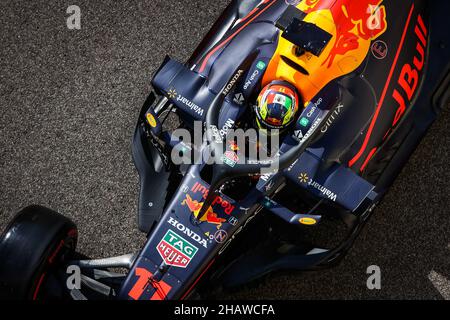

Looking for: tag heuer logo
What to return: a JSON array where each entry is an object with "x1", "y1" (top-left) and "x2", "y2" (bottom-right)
[{"x1": 157, "y1": 230, "x2": 198, "y2": 268}]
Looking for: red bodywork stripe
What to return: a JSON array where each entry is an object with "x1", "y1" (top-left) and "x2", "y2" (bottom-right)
[
  {"x1": 239, "y1": 6, "x2": 260, "y2": 25},
  {"x1": 32, "y1": 272, "x2": 46, "y2": 300},
  {"x1": 360, "y1": 147, "x2": 378, "y2": 172},
  {"x1": 198, "y1": 0, "x2": 275, "y2": 73},
  {"x1": 349, "y1": 4, "x2": 415, "y2": 168},
  {"x1": 48, "y1": 239, "x2": 64, "y2": 264}
]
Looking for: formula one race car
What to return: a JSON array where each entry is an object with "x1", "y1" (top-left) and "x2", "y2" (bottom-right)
[{"x1": 1, "y1": 0, "x2": 449, "y2": 300}]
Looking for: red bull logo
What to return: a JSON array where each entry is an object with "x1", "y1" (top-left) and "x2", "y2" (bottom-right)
[
  {"x1": 302, "y1": 0, "x2": 387, "y2": 68},
  {"x1": 351, "y1": 12, "x2": 428, "y2": 171},
  {"x1": 182, "y1": 194, "x2": 227, "y2": 229},
  {"x1": 181, "y1": 182, "x2": 236, "y2": 229},
  {"x1": 228, "y1": 140, "x2": 240, "y2": 151},
  {"x1": 191, "y1": 182, "x2": 236, "y2": 215},
  {"x1": 264, "y1": 0, "x2": 388, "y2": 102}
]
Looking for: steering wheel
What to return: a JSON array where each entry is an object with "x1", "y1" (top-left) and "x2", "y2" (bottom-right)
[{"x1": 196, "y1": 66, "x2": 328, "y2": 219}]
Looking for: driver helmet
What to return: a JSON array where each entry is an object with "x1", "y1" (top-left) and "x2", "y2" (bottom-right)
[{"x1": 255, "y1": 81, "x2": 300, "y2": 131}]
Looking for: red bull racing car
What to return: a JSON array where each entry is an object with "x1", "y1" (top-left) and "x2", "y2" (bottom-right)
[{"x1": 1, "y1": 0, "x2": 449, "y2": 300}]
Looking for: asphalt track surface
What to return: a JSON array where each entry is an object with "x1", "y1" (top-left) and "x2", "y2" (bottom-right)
[{"x1": 0, "y1": 0, "x2": 449, "y2": 300}]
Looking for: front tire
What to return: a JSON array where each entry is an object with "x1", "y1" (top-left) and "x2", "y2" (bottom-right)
[{"x1": 0, "y1": 205, "x2": 78, "y2": 300}]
